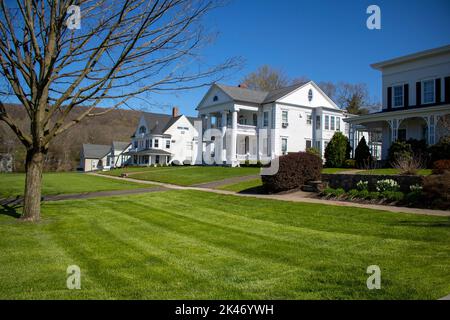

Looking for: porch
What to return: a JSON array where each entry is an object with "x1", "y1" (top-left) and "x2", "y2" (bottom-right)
[
  {"x1": 123, "y1": 149, "x2": 172, "y2": 166},
  {"x1": 345, "y1": 105, "x2": 450, "y2": 160}
]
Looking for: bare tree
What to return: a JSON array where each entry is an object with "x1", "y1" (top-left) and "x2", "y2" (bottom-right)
[
  {"x1": 0, "y1": 0, "x2": 240, "y2": 221},
  {"x1": 241, "y1": 65, "x2": 290, "y2": 91}
]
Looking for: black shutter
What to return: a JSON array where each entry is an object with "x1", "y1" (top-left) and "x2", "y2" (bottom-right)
[
  {"x1": 403, "y1": 83, "x2": 409, "y2": 108},
  {"x1": 387, "y1": 87, "x2": 392, "y2": 110},
  {"x1": 435, "y1": 78, "x2": 441, "y2": 104},
  {"x1": 445, "y1": 76, "x2": 450, "y2": 103},
  {"x1": 416, "y1": 82, "x2": 421, "y2": 107}
]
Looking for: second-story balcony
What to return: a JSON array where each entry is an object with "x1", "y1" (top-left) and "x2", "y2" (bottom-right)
[{"x1": 236, "y1": 124, "x2": 257, "y2": 135}]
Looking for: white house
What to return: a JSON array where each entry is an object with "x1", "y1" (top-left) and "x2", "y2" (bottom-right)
[
  {"x1": 345, "y1": 44, "x2": 450, "y2": 160},
  {"x1": 80, "y1": 141, "x2": 131, "y2": 172},
  {"x1": 124, "y1": 107, "x2": 200, "y2": 165},
  {"x1": 196, "y1": 81, "x2": 349, "y2": 166}
]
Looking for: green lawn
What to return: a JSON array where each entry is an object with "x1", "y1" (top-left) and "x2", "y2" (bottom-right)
[
  {"x1": 357, "y1": 169, "x2": 432, "y2": 176},
  {"x1": 322, "y1": 168, "x2": 355, "y2": 174},
  {"x1": 108, "y1": 166, "x2": 260, "y2": 186},
  {"x1": 0, "y1": 172, "x2": 150, "y2": 198},
  {"x1": 218, "y1": 178, "x2": 263, "y2": 192},
  {"x1": 1, "y1": 190, "x2": 449, "y2": 299}
]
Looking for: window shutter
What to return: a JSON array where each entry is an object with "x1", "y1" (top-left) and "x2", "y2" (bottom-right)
[
  {"x1": 387, "y1": 87, "x2": 392, "y2": 110},
  {"x1": 445, "y1": 76, "x2": 450, "y2": 103},
  {"x1": 435, "y1": 78, "x2": 441, "y2": 104},
  {"x1": 416, "y1": 82, "x2": 421, "y2": 106},
  {"x1": 403, "y1": 83, "x2": 409, "y2": 107}
]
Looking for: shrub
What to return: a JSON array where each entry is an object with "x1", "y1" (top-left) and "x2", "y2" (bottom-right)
[
  {"x1": 376, "y1": 179, "x2": 399, "y2": 192},
  {"x1": 306, "y1": 147, "x2": 321, "y2": 158},
  {"x1": 432, "y1": 159, "x2": 450, "y2": 174},
  {"x1": 407, "y1": 139, "x2": 428, "y2": 160},
  {"x1": 356, "y1": 180, "x2": 368, "y2": 191},
  {"x1": 261, "y1": 152, "x2": 322, "y2": 193},
  {"x1": 422, "y1": 171, "x2": 450, "y2": 209},
  {"x1": 381, "y1": 191, "x2": 404, "y2": 202},
  {"x1": 322, "y1": 187, "x2": 345, "y2": 197},
  {"x1": 368, "y1": 191, "x2": 381, "y2": 200},
  {"x1": 429, "y1": 136, "x2": 450, "y2": 163},
  {"x1": 348, "y1": 189, "x2": 359, "y2": 198},
  {"x1": 410, "y1": 184, "x2": 423, "y2": 192},
  {"x1": 405, "y1": 191, "x2": 423, "y2": 205},
  {"x1": 324, "y1": 132, "x2": 350, "y2": 168},
  {"x1": 344, "y1": 159, "x2": 356, "y2": 168},
  {"x1": 391, "y1": 155, "x2": 424, "y2": 175},
  {"x1": 354, "y1": 136, "x2": 373, "y2": 168},
  {"x1": 388, "y1": 141, "x2": 412, "y2": 165},
  {"x1": 357, "y1": 189, "x2": 369, "y2": 199}
]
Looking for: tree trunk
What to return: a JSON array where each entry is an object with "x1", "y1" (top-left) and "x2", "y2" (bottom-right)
[{"x1": 21, "y1": 149, "x2": 45, "y2": 222}]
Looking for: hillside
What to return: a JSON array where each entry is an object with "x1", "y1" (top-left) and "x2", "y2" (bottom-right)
[{"x1": 0, "y1": 104, "x2": 152, "y2": 171}]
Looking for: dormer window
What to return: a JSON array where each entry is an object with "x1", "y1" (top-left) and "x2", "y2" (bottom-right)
[
  {"x1": 213, "y1": 95, "x2": 218, "y2": 102},
  {"x1": 139, "y1": 126, "x2": 146, "y2": 134}
]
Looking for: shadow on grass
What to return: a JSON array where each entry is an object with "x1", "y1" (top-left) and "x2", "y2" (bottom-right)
[
  {"x1": 0, "y1": 195, "x2": 24, "y2": 219},
  {"x1": 237, "y1": 186, "x2": 266, "y2": 195}
]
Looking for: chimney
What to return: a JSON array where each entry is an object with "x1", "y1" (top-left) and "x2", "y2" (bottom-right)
[{"x1": 172, "y1": 106, "x2": 179, "y2": 118}]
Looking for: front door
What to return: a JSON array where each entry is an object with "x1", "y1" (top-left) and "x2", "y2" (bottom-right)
[{"x1": 155, "y1": 155, "x2": 160, "y2": 164}]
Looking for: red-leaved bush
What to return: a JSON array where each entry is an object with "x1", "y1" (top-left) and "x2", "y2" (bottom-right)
[
  {"x1": 432, "y1": 159, "x2": 450, "y2": 175},
  {"x1": 261, "y1": 152, "x2": 322, "y2": 193}
]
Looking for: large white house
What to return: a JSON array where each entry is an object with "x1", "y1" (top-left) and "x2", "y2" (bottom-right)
[
  {"x1": 345, "y1": 45, "x2": 450, "y2": 160},
  {"x1": 124, "y1": 107, "x2": 200, "y2": 166},
  {"x1": 196, "y1": 81, "x2": 349, "y2": 166}
]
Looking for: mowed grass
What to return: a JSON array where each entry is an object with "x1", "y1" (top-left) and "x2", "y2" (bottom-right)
[
  {"x1": 0, "y1": 172, "x2": 150, "y2": 198},
  {"x1": 357, "y1": 169, "x2": 432, "y2": 176},
  {"x1": 104, "y1": 166, "x2": 260, "y2": 186},
  {"x1": 0, "y1": 190, "x2": 449, "y2": 299},
  {"x1": 218, "y1": 178, "x2": 263, "y2": 193},
  {"x1": 322, "y1": 168, "x2": 355, "y2": 174}
]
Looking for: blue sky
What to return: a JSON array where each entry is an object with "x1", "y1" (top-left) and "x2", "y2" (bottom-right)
[{"x1": 155, "y1": 0, "x2": 450, "y2": 117}]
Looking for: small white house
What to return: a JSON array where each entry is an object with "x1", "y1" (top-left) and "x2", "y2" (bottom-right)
[
  {"x1": 79, "y1": 141, "x2": 130, "y2": 172},
  {"x1": 345, "y1": 44, "x2": 450, "y2": 160},
  {"x1": 196, "y1": 81, "x2": 350, "y2": 166},
  {"x1": 124, "y1": 107, "x2": 200, "y2": 165}
]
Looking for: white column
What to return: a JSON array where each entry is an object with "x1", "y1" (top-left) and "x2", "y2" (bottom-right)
[
  {"x1": 221, "y1": 111, "x2": 228, "y2": 164},
  {"x1": 230, "y1": 110, "x2": 238, "y2": 166},
  {"x1": 428, "y1": 115, "x2": 436, "y2": 145}
]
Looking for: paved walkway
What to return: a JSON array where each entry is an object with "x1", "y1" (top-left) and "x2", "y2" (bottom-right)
[
  {"x1": 88, "y1": 173, "x2": 450, "y2": 217},
  {"x1": 0, "y1": 186, "x2": 166, "y2": 206}
]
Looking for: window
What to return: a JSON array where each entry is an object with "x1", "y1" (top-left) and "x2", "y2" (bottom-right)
[
  {"x1": 145, "y1": 139, "x2": 149, "y2": 149},
  {"x1": 139, "y1": 126, "x2": 146, "y2": 134},
  {"x1": 305, "y1": 140, "x2": 312, "y2": 149},
  {"x1": 282, "y1": 111, "x2": 288, "y2": 127},
  {"x1": 336, "y1": 117, "x2": 341, "y2": 131},
  {"x1": 166, "y1": 140, "x2": 170, "y2": 149},
  {"x1": 315, "y1": 141, "x2": 321, "y2": 154},
  {"x1": 393, "y1": 85, "x2": 403, "y2": 107},
  {"x1": 316, "y1": 115, "x2": 321, "y2": 130},
  {"x1": 281, "y1": 138, "x2": 288, "y2": 154},
  {"x1": 325, "y1": 115, "x2": 329, "y2": 130},
  {"x1": 253, "y1": 113, "x2": 257, "y2": 126},
  {"x1": 308, "y1": 89, "x2": 313, "y2": 101},
  {"x1": 138, "y1": 140, "x2": 143, "y2": 148},
  {"x1": 149, "y1": 139, "x2": 152, "y2": 148},
  {"x1": 134, "y1": 141, "x2": 138, "y2": 149},
  {"x1": 422, "y1": 80, "x2": 435, "y2": 104},
  {"x1": 263, "y1": 112, "x2": 269, "y2": 127},
  {"x1": 398, "y1": 129, "x2": 406, "y2": 141},
  {"x1": 330, "y1": 116, "x2": 335, "y2": 130},
  {"x1": 238, "y1": 115, "x2": 247, "y2": 125},
  {"x1": 213, "y1": 95, "x2": 218, "y2": 102},
  {"x1": 154, "y1": 139, "x2": 159, "y2": 148},
  {"x1": 306, "y1": 114, "x2": 312, "y2": 125}
]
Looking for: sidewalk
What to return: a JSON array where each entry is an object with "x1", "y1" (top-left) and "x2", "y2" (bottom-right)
[{"x1": 89, "y1": 173, "x2": 450, "y2": 217}]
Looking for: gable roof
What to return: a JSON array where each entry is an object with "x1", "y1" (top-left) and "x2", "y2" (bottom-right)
[
  {"x1": 82, "y1": 144, "x2": 111, "y2": 159},
  {"x1": 141, "y1": 112, "x2": 199, "y2": 135},
  {"x1": 211, "y1": 82, "x2": 309, "y2": 105},
  {"x1": 112, "y1": 141, "x2": 130, "y2": 151}
]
